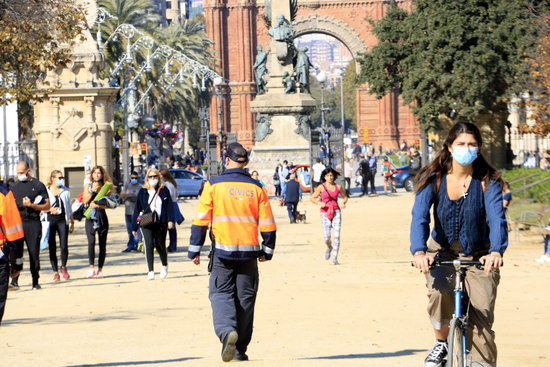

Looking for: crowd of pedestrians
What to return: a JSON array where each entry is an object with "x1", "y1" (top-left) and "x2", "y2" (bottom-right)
[{"x1": 0, "y1": 126, "x2": 547, "y2": 366}]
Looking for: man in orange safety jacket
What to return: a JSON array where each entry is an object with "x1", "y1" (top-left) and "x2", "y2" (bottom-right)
[
  {"x1": 0, "y1": 181, "x2": 25, "y2": 325},
  {"x1": 189, "y1": 142, "x2": 276, "y2": 362}
]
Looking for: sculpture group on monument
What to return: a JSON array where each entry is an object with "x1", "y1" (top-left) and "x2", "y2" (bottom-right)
[{"x1": 255, "y1": 14, "x2": 312, "y2": 97}]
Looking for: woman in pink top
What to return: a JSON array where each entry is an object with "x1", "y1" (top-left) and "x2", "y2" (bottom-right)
[{"x1": 310, "y1": 167, "x2": 348, "y2": 264}]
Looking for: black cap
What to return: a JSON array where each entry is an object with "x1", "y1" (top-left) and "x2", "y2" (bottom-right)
[{"x1": 225, "y1": 142, "x2": 249, "y2": 163}]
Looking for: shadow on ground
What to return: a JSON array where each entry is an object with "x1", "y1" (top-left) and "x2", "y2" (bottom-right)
[
  {"x1": 299, "y1": 349, "x2": 425, "y2": 360},
  {"x1": 64, "y1": 357, "x2": 201, "y2": 367}
]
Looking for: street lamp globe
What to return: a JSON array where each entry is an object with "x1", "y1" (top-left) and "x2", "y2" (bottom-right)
[
  {"x1": 213, "y1": 76, "x2": 224, "y2": 87},
  {"x1": 316, "y1": 71, "x2": 327, "y2": 84}
]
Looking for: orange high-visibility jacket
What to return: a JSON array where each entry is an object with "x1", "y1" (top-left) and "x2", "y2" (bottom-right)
[
  {"x1": 0, "y1": 183, "x2": 25, "y2": 260},
  {"x1": 189, "y1": 168, "x2": 277, "y2": 260}
]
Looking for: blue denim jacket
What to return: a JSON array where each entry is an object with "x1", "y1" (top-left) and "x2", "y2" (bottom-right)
[{"x1": 410, "y1": 174, "x2": 508, "y2": 256}]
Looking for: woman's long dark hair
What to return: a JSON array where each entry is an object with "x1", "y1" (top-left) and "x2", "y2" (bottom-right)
[
  {"x1": 160, "y1": 168, "x2": 178, "y2": 189},
  {"x1": 414, "y1": 121, "x2": 502, "y2": 192}
]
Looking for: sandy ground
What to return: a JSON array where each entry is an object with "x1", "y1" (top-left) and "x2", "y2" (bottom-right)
[{"x1": 1, "y1": 183, "x2": 549, "y2": 367}]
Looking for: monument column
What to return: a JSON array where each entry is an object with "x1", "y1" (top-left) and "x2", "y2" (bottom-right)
[{"x1": 249, "y1": 0, "x2": 317, "y2": 189}]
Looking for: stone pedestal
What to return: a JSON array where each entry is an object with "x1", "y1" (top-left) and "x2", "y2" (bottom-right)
[
  {"x1": 33, "y1": 1, "x2": 118, "y2": 194},
  {"x1": 250, "y1": 89, "x2": 316, "y2": 193}
]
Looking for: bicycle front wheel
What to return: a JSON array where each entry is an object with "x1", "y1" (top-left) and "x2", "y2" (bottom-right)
[{"x1": 447, "y1": 318, "x2": 465, "y2": 367}]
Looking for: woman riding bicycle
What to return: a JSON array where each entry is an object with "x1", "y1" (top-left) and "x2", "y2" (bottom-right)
[{"x1": 410, "y1": 121, "x2": 507, "y2": 367}]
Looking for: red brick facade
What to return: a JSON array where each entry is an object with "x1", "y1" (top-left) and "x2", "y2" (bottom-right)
[{"x1": 204, "y1": 0, "x2": 420, "y2": 150}]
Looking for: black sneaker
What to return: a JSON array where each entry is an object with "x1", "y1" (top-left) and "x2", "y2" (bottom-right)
[
  {"x1": 121, "y1": 248, "x2": 132, "y2": 253},
  {"x1": 32, "y1": 284, "x2": 42, "y2": 290},
  {"x1": 424, "y1": 341, "x2": 447, "y2": 367},
  {"x1": 221, "y1": 330, "x2": 238, "y2": 362},
  {"x1": 8, "y1": 281, "x2": 20, "y2": 291},
  {"x1": 233, "y1": 351, "x2": 249, "y2": 361}
]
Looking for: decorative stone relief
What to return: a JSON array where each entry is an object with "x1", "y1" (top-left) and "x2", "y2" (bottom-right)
[
  {"x1": 255, "y1": 114, "x2": 273, "y2": 142},
  {"x1": 294, "y1": 114, "x2": 311, "y2": 140}
]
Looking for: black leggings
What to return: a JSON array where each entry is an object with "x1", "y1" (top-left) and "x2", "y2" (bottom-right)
[
  {"x1": 85, "y1": 219, "x2": 109, "y2": 268},
  {"x1": 140, "y1": 224, "x2": 168, "y2": 272},
  {"x1": 23, "y1": 221, "x2": 41, "y2": 284},
  {"x1": 48, "y1": 221, "x2": 69, "y2": 272}
]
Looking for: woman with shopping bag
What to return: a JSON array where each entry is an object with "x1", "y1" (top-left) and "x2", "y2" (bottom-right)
[{"x1": 132, "y1": 168, "x2": 175, "y2": 280}]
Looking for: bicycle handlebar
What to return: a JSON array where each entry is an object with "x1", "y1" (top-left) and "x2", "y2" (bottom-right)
[{"x1": 435, "y1": 260, "x2": 482, "y2": 266}]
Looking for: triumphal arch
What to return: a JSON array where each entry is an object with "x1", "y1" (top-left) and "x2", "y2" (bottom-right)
[{"x1": 204, "y1": 0, "x2": 419, "y2": 150}]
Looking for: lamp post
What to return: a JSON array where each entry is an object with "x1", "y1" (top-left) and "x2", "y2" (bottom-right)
[
  {"x1": 338, "y1": 68, "x2": 345, "y2": 133},
  {"x1": 213, "y1": 76, "x2": 224, "y2": 166},
  {"x1": 122, "y1": 65, "x2": 131, "y2": 187},
  {"x1": 198, "y1": 105, "x2": 210, "y2": 178},
  {"x1": 316, "y1": 71, "x2": 331, "y2": 166}
]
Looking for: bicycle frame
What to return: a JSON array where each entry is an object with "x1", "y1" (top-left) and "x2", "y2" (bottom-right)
[
  {"x1": 434, "y1": 258, "x2": 482, "y2": 367},
  {"x1": 451, "y1": 260, "x2": 468, "y2": 367}
]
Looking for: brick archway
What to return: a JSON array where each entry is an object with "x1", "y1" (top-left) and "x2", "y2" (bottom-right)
[
  {"x1": 205, "y1": 0, "x2": 420, "y2": 150},
  {"x1": 293, "y1": 13, "x2": 367, "y2": 72}
]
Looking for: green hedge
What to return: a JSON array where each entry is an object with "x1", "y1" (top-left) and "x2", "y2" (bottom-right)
[{"x1": 501, "y1": 168, "x2": 550, "y2": 203}]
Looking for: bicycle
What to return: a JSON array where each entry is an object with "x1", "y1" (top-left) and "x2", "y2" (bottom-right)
[{"x1": 431, "y1": 256, "x2": 483, "y2": 367}]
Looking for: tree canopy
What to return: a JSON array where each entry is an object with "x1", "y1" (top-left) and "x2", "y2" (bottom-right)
[
  {"x1": 357, "y1": 0, "x2": 540, "y2": 132},
  {"x1": 310, "y1": 62, "x2": 357, "y2": 133},
  {"x1": 523, "y1": 6, "x2": 550, "y2": 136},
  {"x1": 0, "y1": 0, "x2": 85, "y2": 104},
  {"x1": 95, "y1": 0, "x2": 215, "y2": 140}
]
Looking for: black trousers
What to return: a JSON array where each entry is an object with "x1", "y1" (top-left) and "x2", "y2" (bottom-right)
[
  {"x1": 361, "y1": 174, "x2": 370, "y2": 195},
  {"x1": 85, "y1": 219, "x2": 109, "y2": 268},
  {"x1": 140, "y1": 224, "x2": 168, "y2": 272},
  {"x1": 209, "y1": 256, "x2": 259, "y2": 354},
  {"x1": 23, "y1": 221, "x2": 41, "y2": 284},
  {"x1": 344, "y1": 177, "x2": 351, "y2": 195},
  {"x1": 286, "y1": 201, "x2": 298, "y2": 220},
  {"x1": 368, "y1": 170, "x2": 377, "y2": 194},
  {"x1": 0, "y1": 257, "x2": 9, "y2": 325},
  {"x1": 48, "y1": 221, "x2": 69, "y2": 272}
]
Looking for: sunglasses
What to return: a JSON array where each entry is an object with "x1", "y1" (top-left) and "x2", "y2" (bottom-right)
[{"x1": 148, "y1": 175, "x2": 159, "y2": 178}]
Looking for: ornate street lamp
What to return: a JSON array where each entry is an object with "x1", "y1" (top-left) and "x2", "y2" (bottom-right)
[{"x1": 316, "y1": 71, "x2": 331, "y2": 166}]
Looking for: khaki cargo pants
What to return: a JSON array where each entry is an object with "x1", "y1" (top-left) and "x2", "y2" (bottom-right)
[{"x1": 425, "y1": 238, "x2": 500, "y2": 366}]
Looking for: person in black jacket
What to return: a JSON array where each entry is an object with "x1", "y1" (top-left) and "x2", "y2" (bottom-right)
[
  {"x1": 357, "y1": 154, "x2": 371, "y2": 197},
  {"x1": 132, "y1": 168, "x2": 175, "y2": 280},
  {"x1": 284, "y1": 173, "x2": 301, "y2": 223}
]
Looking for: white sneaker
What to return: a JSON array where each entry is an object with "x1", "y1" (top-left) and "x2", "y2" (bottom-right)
[
  {"x1": 535, "y1": 255, "x2": 550, "y2": 263},
  {"x1": 160, "y1": 265, "x2": 168, "y2": 279},
  {"x1": 147, "y1": 271, "x2": 155, "y2": 280},
  {"x1": 86, "y1": 268, "x2": 96, "y2": 279}
]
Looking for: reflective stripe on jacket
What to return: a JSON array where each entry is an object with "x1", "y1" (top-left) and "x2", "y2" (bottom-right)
[
  {"x1": 0, "y1": 184, "x2": 25, "y2": 258},
  {"x1": 189, "y1": 168, "x2": 276, "y2": 260}
]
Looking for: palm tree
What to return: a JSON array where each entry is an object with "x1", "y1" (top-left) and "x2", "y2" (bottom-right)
[{"x1": 92, "y1": 0, "x2": 215, "y2": 145}]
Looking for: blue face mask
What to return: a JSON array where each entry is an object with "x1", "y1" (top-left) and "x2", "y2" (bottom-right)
[
  {"x1": 452, "y1": 146, "x2": 478, "y2": 166},
  {"x1": 56, "y1": 179, "x2": 65, "y2": 187},
  {"x1": 130, "y1": 178, "x2": 138, "y2": 185}
]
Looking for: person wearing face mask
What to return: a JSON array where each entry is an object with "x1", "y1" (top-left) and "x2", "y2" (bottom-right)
[
  {"x1": 10, "y1": 161, "x2": 50, "y2": 290},
  {"x1": 131, "y1": 168, "x2": 174, "y2": 280},
  {"x1": 82, "y1": 165, "x2": 113, "y2": 279},
  {"x1": 120, "y1": 172, "x2": 141, "y2": 253},
  {"x1": 45, "y1": 170, "x2": 73, "y2": 281},
  {"x1": 410, "y1": 121, "x2": 507, "y2": 367}
]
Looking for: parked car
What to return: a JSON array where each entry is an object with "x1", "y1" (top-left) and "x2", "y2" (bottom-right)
[
  {"x1": 169, "y1": 169, "x2": 207, "y2": 198},
  {"x1": 393, "y1": 164, "x2": 415, "y2": 192}
]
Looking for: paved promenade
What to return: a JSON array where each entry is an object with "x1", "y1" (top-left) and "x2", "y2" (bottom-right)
[{"x1": 2, "y1": 190, "x2": 548, "y2": 366}]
